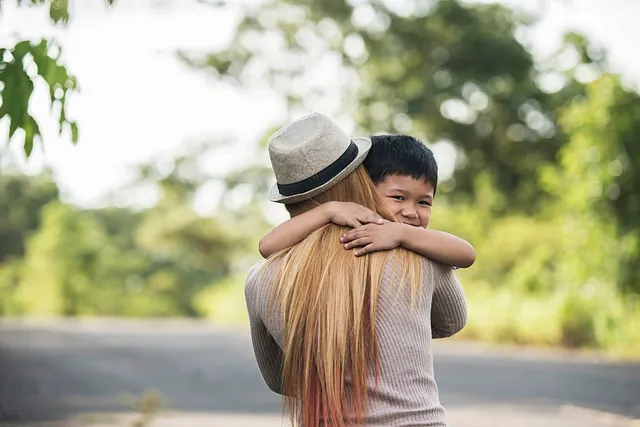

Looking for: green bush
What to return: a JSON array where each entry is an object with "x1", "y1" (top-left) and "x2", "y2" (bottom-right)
[
  {"x1": 193, "y1": 275, "x2": 248, "y2": 326},
  {"x1": 457, "y1": 278, "x2": 640, "y2": 358},
  {"x1": 430, "y1": 199, "x2": 640, "y2": 359}
]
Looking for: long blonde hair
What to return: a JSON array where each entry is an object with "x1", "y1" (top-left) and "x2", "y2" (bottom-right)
[{"x1": 266, "y1": 165, "x2": 424, "y2": 427}]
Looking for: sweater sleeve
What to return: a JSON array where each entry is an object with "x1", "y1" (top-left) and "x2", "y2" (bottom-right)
[
  {"x1": 244, "y1": 263, "x2": 285, "y2": 395},
  {"x1": 247, "y1": 308, "x2": 285, "y2": 395},
  {"x1": 430, "y1": 262, "x2": 468, "y2": 339}
]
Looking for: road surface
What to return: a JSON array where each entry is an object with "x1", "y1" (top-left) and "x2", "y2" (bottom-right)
[{"x1": 0, "y1": 319, "x2": 639, "y2": 427}]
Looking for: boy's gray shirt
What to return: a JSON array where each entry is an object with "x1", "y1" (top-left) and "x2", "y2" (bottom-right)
[{"x1": 244, "y1": 255, "x2": 468, "y2": 426}]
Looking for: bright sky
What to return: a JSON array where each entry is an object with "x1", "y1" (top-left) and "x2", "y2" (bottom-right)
[{"x1": 2, "y1": 0, "x2": 640, "y2": 215}]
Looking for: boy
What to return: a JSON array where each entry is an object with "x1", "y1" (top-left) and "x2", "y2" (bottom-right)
[{"x1": 259, "y1": 134, "x2": 475, "y2": 269}]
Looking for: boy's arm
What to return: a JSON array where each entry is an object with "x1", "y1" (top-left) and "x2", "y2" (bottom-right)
[
  {"x1": 399, "y1": 226, "x2": 476, "y2": 268},
  {"x1": 259, "y1": 201, "x2": 383, "y2": 258},
  {"x1": 342, "y1": 221, "x2": 476, "y2": 269},
  {"x1": 259, "y1": 204, "x2": 332, "y2": 258}
]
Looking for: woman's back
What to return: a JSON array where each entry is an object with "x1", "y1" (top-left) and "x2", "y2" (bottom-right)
[{"x1": 244, "y1": 253, "x2": 467, "y2": 426}]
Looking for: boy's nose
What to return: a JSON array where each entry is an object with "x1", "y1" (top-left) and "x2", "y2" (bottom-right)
[{"x1": 401, "y1": 209, "x2": 418, "y2": 219}]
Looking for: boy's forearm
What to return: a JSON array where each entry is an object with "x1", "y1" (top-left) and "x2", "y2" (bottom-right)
[
  {"x1": 258, "y1": 203, "x2": 333, "y2": 258},
  {"x1": 399, "y1": 227, "x2": 476, "y2": 268}
]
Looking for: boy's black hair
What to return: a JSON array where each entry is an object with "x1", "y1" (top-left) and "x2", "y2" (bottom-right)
[{"x1": 364, "y1": 134, "x2": 438, "y2": 194}]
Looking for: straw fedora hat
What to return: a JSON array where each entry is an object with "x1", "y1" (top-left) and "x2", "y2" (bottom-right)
[{"x1": 267, "y1": 113, "x2": 372, "y2": 204}]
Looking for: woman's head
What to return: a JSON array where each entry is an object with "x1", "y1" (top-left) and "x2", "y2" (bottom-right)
[
  {"x1": 284, "y1": 165, "x2": 394, "y2": 221},
  {"x1": 267, "y1": 112, "x2": 372, "y2": 205},
  {"x1": 267, "y1": 165, "x2": 424, "y2": 427}
]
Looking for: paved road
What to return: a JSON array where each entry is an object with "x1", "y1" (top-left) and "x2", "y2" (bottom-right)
[{"x1": 1, "y1": 319, "x2": 639, "y2": 426}]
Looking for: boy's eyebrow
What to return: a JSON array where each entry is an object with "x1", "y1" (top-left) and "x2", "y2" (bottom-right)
[
  {"x1": 386, "y1": 188, "x2": 434, "y2": 199},
  {"x1": 386, "y1": 187, "x2": 408, "y2": 194}
]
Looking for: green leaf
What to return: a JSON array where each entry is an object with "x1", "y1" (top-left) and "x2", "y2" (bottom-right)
[
  {"x1": 0, "y1": 48, "x2": 34, "y2": 144},
  {"x1": 49, "y1": 0, "x2": 70, "y2": 25},
  {"x1": 30, "y1": 41, "x2": 56, "y2": 104},
  {"x1": 23, "y1": 132, "x2": 34, "y2": 157},
  {"x1": 23, "y1": 117, "x2": 41, "y2": 157},
  {"x1": 11, "y1": 41, "x2": 32, "y2": 61},
  {"x1": 3, "y1": 0, "x2": 116, "y2": 159},
  {"x1": 70, "y1": 121, "x2": 79, "y2": 143},
  {"x1": 58, "y1": 103, "x2": 67, "y2": 132},
  {"x1": 9, "y1": 118, "x2": 18, "y2": 138}
]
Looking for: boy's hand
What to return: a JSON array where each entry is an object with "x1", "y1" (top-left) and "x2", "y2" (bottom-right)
[
  {"x1": 340, "y1": 220, "x2": 406, "y2": 256},
  {"x1": 326, "y1": 201, "x2": 384, "y2": 229}
]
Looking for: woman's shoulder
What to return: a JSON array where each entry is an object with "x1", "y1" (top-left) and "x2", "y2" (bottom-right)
[
  {"x1": 244, "y1": 260, "x2": 268, "y2": 292},
  {"x1": 244, "y1": 259, "x2": 278, "y2": 307},
  {"x1": 424, "y1": 257, "x2": 456, "y2": 274},
  {"x1": 421, "y1": 256, "x2": 459, "y2": 284},
  {"x1": 382, "y1": 251, "x2": 455, "y2": 283}
]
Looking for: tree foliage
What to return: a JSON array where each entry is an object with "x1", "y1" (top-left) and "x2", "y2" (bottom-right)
[
  {"x1": 180, "y1": 0, "x2": 640, "y2": 291},
  {"x1": 0, "y1": 141, "x2": 267, "y2": 317},
  {"x1": 174, "y1": 0, "x2": 640, "y2": 354},
  {"x1": 541, "y1": 75, "x2": 640, "y2": 293},
  {"x1": 0, "y1": 171, "x2": 59, "y2": 261},
  {"x1": 179, "y1": 0, "x2": 602, "y2": 212}
]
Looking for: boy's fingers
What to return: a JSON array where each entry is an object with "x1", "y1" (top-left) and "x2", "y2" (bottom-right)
[
  {"x1": 366, "y1": 214, "x2": 383, "y2": 224},
  {"x1": 359, "y1": 206, "x2": 375, "y2": 215},
  {"x1": 343, "y1": 229, "x2": 365, "y2": 241},
  {"x1": 344, "y1": 237, "x2": 371, "y2": 250},
  {"x1": 347, "y1": 219, "x2": 362, "y2": 229},
  {"x1": 341, "y1": 231, "x2": 357, "y2": 243},
  {"x1": 358, "y1": 208, "x2": 381, "y2": 223},
  {"x1": 361, "y1": 219, "x2": 378, "y2": 226},
  {"x1": 354, "y1": 224, "x2": 370, "y2": 232},
  {"x1": 344, "y1": 227, "x2": 361, "y2": 236},
  {"x1": 359, "y1": 208, "x2": 382, "y2": 223},
  {"x1": 354, "y1": 243, "x2": 377, "y2": 256}
]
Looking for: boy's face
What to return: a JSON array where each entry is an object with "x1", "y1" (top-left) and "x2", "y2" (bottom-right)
[{"x1": 375, "y1": 175, "x2": 434, "y2": 228}]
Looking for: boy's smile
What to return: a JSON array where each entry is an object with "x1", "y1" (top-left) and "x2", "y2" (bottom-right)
[{"x1": 376, "y1": 175, "x2": 434, "y2": 228}]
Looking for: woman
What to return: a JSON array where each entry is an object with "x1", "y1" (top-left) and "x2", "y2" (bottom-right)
[{"x1": 244, "y1": 113, "x2": 467, "y2": 426}]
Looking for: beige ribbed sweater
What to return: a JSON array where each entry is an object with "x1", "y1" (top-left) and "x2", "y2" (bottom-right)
[{"x1": 244, "y1": 255, "x2": 467, "y2": 426}]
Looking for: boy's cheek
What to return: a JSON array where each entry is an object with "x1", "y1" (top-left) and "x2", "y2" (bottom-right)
[{"x1": 420, "y1": 217, "x2": 431, "y2": 229}]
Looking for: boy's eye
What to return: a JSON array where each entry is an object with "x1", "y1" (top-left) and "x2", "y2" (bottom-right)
[
  {"x1": 391, "y1": 196, "x2": 404, "y2": 201},
  {"x1": 419, "y1": 201, "x2": 432, "y2": 207}
]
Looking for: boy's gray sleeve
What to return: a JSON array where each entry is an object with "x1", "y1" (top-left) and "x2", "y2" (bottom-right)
[{"x1": 430, "y1": 263, "x2": 468, "y2": 339}]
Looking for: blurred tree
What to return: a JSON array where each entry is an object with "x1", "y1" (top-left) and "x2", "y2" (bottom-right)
[
  {"x1": 1, "y1": 140, "x2": 271, "y2": 317},
  {"x1": 0, "y1": 258, "x2": 23, "y2": 314},
  {"x1": 0, "y1": 172, "x2": 59, "y2": 261},
  {"x1": 134, "y1": 151, "x2": 250, "y2": 315},
  {"x1": 179, "y1": 0, "x2": 600, "y2": 212},
  {"x1": 89, "y1": 207, "x2": 145, "y2": 251},
  {"x1": 0, "y1": 0, "x2": 114, "y2": 157},
  {"x1": 540, "y1": 74, "x2": 640, "y2": 294},
  {"x1": 16, "y1": 201, "x2": 109, "y2": 315},
  {"x1": 14, "y1": 200, "x2": 182, "y2": 316}
]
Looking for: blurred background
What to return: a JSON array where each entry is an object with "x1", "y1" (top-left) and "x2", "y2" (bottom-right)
[{"x1": 1, "y1": 0, "x2": 640, "y2": 425}]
